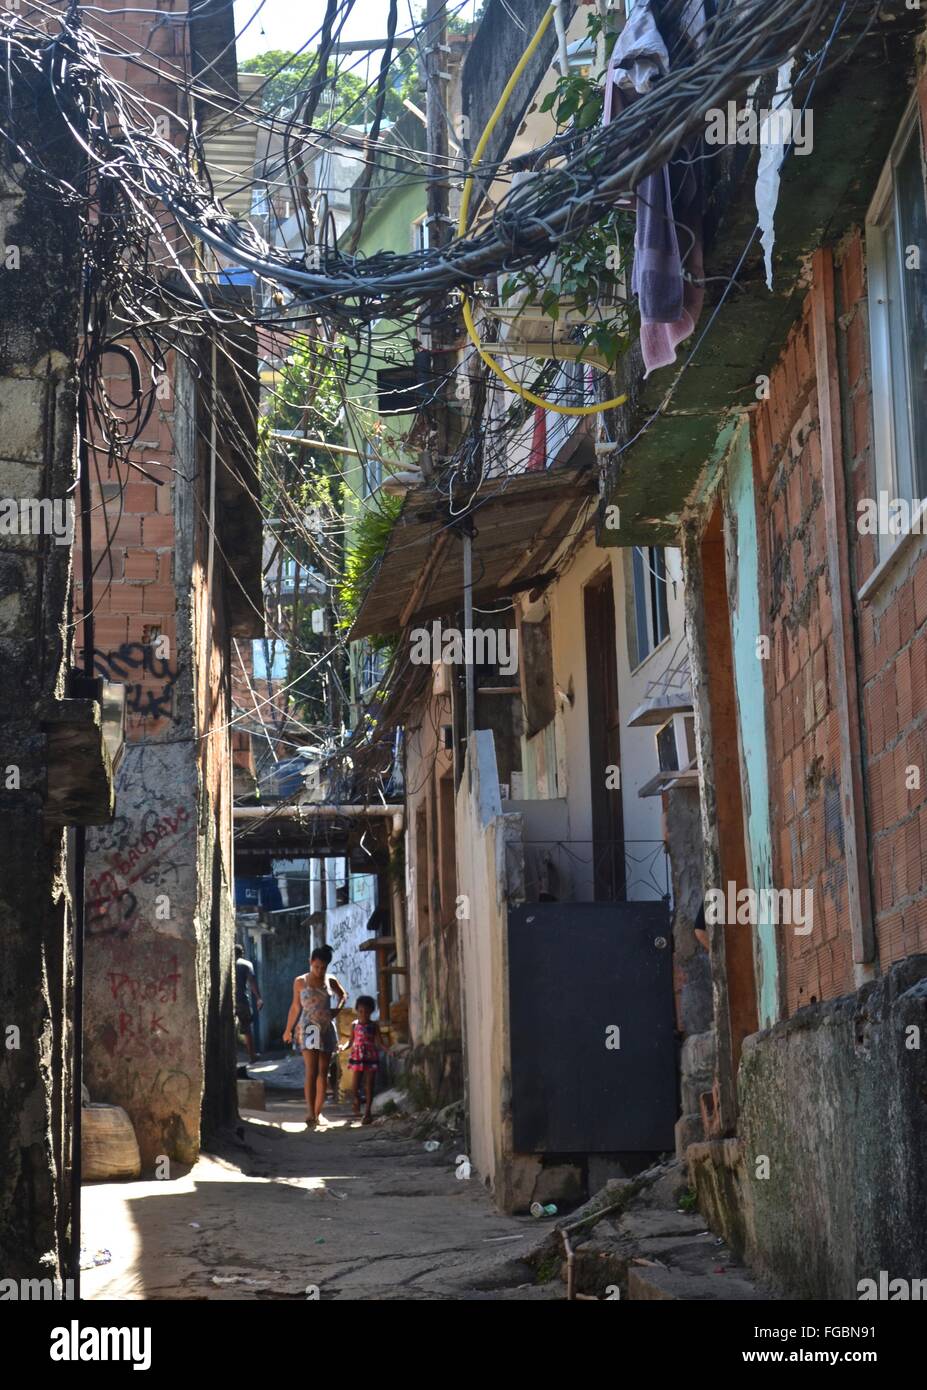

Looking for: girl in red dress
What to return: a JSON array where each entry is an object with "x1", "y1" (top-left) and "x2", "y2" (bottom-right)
[{"x1": 346, "y1": 995, "x2": 388, "y2": 1125}]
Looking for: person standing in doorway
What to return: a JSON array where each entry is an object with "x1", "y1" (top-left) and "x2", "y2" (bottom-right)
[
  {"x1": 235, "y1": 943, "x2": 263, "y2": 1064},
  {"x1": 283, "y1": 946, "x2": 347, "y2": 1128}
]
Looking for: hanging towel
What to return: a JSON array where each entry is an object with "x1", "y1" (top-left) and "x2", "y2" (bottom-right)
[{"x1": 605, "y1": 1, "x2": 705, "y2": 377}]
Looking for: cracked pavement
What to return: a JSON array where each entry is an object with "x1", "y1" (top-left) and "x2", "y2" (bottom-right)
[{"x1": 80, "y1": 1093, "x2": 561, "y2": 1301}]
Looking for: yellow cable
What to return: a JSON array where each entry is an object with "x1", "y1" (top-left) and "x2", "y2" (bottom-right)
[{"x1": 457, "y1": 3, "x2": 627, "y2": 416}]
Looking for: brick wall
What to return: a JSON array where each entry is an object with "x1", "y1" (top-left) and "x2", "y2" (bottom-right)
[
  {"x1": 77, "y1": 0, "x2": 187, "y2": 737},
  {"x1": 751, "y1": 293, "x2": 854, "y2": 1016},
  {"x1": 78, "y1": 1, "x2": 246, "y2": 1163},
  {"x1": 751, "y1": 92, "x2": 927, "y2": 1016},
  {"x1": 840, "y1": 219, "x2": 927, "y2": 968}
]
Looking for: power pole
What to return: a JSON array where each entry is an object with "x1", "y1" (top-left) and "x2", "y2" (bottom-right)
[
  {"x1": 424, "y1": 0, "x2": 453, "y2": 460},
  {"x1": 424, "y1": 0, "x2": 451, "y2": 255},
  {"x1": 424, "y1": 2, "x2": 476, "y2": 752}
]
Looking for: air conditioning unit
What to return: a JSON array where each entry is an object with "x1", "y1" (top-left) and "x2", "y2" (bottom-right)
[
  {"x1": 638, "y1": 713, "x2": 698, "y2": 799},
  {"x1": 657, "y1": 712, "x2": 696, "y2": 774},
  {"x1": 481, "y1": 298, "x2": 616, "y2": 369}
]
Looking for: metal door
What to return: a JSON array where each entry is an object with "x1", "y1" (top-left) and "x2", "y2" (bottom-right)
[{"x1": 508, "y1": 901, "x2": 677, "y2": 1152}]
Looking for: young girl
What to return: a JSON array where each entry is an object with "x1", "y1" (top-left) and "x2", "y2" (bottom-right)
[
  {"x1": 283, "y1": 946, "x2": 347, "y2": 1128},
  {"x1": 345, "y1": 996, "x2": 388, "y2": 1125}
]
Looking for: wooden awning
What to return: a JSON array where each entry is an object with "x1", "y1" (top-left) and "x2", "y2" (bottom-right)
[{"x1": 350, "y1": 464, "x2": 597, "y2": 641}]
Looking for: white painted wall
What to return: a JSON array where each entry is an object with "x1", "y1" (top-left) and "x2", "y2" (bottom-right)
[
  {"x1": 520, "y1": 532, "x2": 686, "y2": 902},
  {"x1": 326, "y1": 901, "x2": 378, "y2": 1005}
]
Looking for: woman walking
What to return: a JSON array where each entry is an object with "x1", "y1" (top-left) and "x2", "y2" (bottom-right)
[{"x1": 283, "y1": 946, "x2": 347, "y2": 1127}]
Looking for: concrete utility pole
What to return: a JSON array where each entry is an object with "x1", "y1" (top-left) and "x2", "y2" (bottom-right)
[
  {"x1": 423, "y1": 0, "x2": 453, "y2": 450},
  {"x1": 424, "y1": 1, "x2": 476, "y2": 747},
  {"x1": 424, "y1": 0, "x2": 451, "y2": 251}
]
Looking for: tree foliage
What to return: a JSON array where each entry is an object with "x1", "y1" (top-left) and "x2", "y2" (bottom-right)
[{"x1": 241, "y1": 47, "x2": 420, "y2": 123}]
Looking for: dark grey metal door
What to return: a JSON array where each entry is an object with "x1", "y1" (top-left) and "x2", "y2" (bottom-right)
[{"x1": 508, "y1": 901, "x2": 676, "y2": 1152}]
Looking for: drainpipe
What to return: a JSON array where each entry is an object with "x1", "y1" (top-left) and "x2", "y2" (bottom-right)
[
  {"x1": 70, "y1": 384, "x2": 95, "y2": 1292},
  {"x1": 462, "y1": 526, "x2": 475, "y2": 748},
  {"x1": 388, "y1": 810, "x2": 407, "y2": 973}
]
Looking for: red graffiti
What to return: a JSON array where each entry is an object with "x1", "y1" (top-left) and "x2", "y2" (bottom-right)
[
  {"x1": 99, "y1": 957, "x2": 182, "y2": 1058},
  {"x1": 88, "y1": 870, "x2": 138, "y2": 938},
  {"x1": 87, "y1": 808, "x2": 188, "y2": 938},
  {"x1": 106, "y1": 956, "x2": 181, "y2": 1006},
  {"x1": 107, "y1": 807, "x2": 189, "y2": 880}
]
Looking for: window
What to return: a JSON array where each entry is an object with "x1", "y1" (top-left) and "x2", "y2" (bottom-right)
[
  {"x1": 253, "y1": 639, "x2": 288, "y2": 682},
  {"x1": 412, "y1": 215, "x2": 429, "y2": 252},
  {"x1": 358, "y1": 640, "x2": 386, "y2": 693},
  {"x1": 867, "y1": 103, "x2": 927, "y2": 531},
  {"x1": 361, "y1": 441, "x2": 383, "y2": 499},
  {"x1": 544, "y1": 361, "x2": 587, "y2": 465},
  {"x1": 629, "y1": 545, "x2": 669, "y2": 668}
]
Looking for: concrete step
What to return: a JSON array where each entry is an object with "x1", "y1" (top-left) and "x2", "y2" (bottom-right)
[
  {"x1": 628, "y1": 1261, "x2": 768, "y2": 1301},
  {"x1": 544, "y1": 1158, "x2": 774, "y2": 1301}
]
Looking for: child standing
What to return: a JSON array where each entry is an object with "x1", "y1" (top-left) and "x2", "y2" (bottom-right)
[{"x1": 346, "y1": 996, "x2": 387, "y2": 1125}]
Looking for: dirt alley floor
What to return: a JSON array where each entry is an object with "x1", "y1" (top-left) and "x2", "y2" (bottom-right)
[{"x1": 80, "y1": 1092, "x2": 562, "y2": 1301}]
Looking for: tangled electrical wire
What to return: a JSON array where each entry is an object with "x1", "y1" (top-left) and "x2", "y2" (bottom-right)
[
  {"x1": 143, "y1": 0, "x2": 888, "y2": 321},
  {"x1": 0, "y1": 0, "x2": 897, "y2": 815},
  {"x1": 0, "y1": 0, "x2": 887, "y2": 327}
]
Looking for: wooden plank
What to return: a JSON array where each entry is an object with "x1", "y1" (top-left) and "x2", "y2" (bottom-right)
[{"x1": 811, "y1": 247, "x2": 875, "y2": 967}]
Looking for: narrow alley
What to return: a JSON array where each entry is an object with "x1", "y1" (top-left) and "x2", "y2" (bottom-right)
[
  {"x1": 1, "y1": 0, "x2": 926, "y2": 1358},
  {"x1": 80, "y1": 1075, "x2": 770, "y2": 1303},
  {"x1": 80, "y1": 1093, "x2": 560, "y2": 1302}
]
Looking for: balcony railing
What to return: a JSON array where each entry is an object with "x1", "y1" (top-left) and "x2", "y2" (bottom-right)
[{"x1": 510, "y1": 837, "x2": 670, "y2": 906}]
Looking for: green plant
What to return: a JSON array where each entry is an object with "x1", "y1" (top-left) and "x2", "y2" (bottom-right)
[
  {"x1": 339, "y1": 494, "x2": 403, "y2": 645},
  {"x1": 259, "y1": 335, "x2": 351, "y2": 725},
  {"x1": 499, "y1": 14, "x2": 636, "y2": 368},
  {"x1": 677, "y1": 1186, "x2": 698, "y2": 1213},
  {"x1": 499, "y1": 211, "x2": 636, "y2": 368},
  {"x1": 534, "y1": 1253, "x2": 561, "y2": 1284}
]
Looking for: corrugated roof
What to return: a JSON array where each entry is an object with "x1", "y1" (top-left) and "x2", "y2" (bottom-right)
[{"x1": 202, "y1": 73, "x2": 264, "y2": 221}]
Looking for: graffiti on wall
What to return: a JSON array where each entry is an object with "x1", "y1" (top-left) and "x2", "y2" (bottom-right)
[
  {"x1": 87, "y1": 805, "x2": 189, "y2": 937},
  {"x1": 326, "y1": 902, "x2": 378, "y2": 1004},
  {"x1": 86, "y1": 743, "x2": 197, "y2": 941},
  {"x1": 98, "y1": 953, "x2": 184, "y2": 1059},
  {"x1": 94, "y1": 641, "x2": 178, "y2": 726}
]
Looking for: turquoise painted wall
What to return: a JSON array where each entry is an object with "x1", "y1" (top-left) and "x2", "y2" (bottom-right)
[{"x1": 727, "y1": 419, "x2": 779, "y2": 1028}]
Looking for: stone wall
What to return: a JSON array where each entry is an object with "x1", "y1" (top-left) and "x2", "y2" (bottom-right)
[
  {"x1": 690, "y1": 956, "x2": 927, "y2": 1298},
  {"x1": 83, "y1": 741, "x2": 202, "y2": 1165},
  {"x1": 0, "y1": 73, "x2": 81, "y2": 1279}
]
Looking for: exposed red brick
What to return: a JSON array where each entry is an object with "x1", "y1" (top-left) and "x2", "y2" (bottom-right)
[
  {"x1": 141, "y1": 515, "x2": 175, "y2": 547},
  {"x1": 124, "y1": 549, "x2": 158, "y2": 582}
]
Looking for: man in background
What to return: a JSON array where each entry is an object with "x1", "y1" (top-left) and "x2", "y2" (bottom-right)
[{"x1": 235, "y1": 942, "x2": 263, "y2": 1064}]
